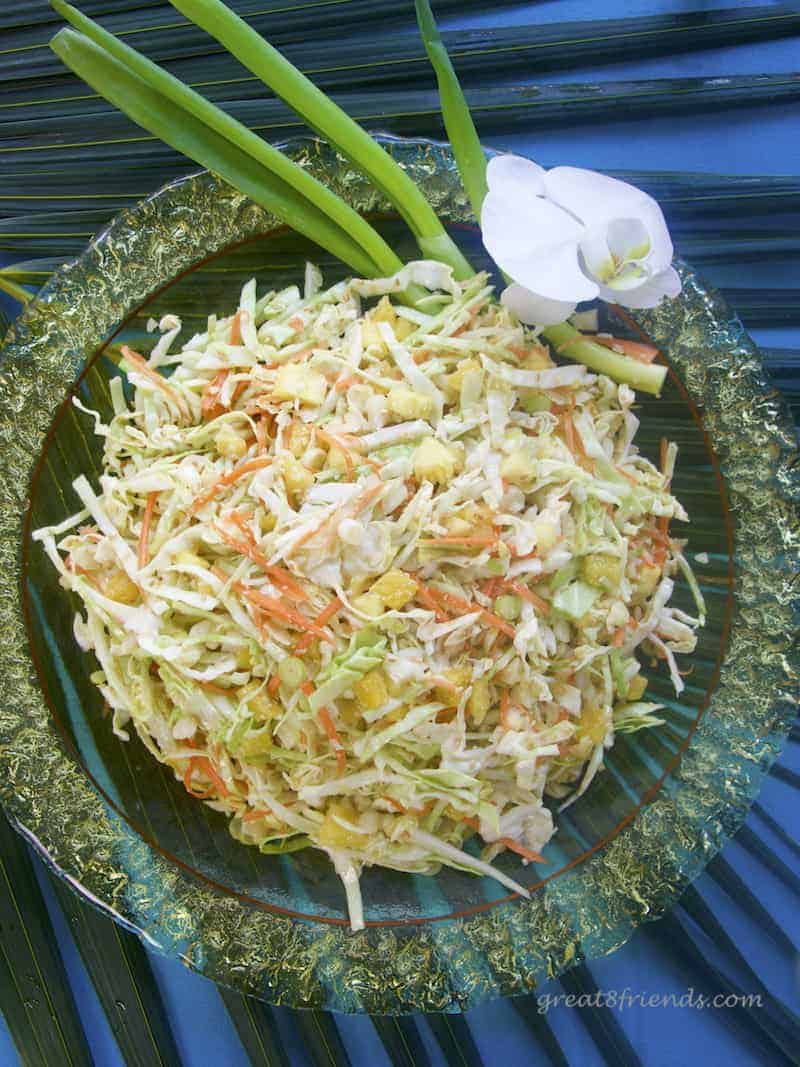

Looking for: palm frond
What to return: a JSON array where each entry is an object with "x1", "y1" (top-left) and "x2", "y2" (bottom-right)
[
  {"x1": 8, "y1": 6, "x2": 800, "y2": 117},
  {"x1": 369, "y1": 1016, "x2": 432, "y2": 1067},
  {"x1": 0, "y1": 813, "x2": 93, "y2": 1067},
  {"x1": 648, "y1": 910, "x2": 797, "y2": 1066},
  {"x1": 559, "y1": 966, "x2": 644, "y2": 1067},
  {"x1": 218, "y1": 989, "x2": 290, "y2": 1067},
  {"x1": 292, "y1": 1010, "x2": 352, "y2": 1067},
  {"x1": 509, "y1": 996, "x2": 571, "y2": 1067},
  {"x1": 706, "y1": 854, "x2": 799, "y2": 955},
  {"x1": 4, "y1": 74, "x2": 799, "y2": 164},
  {"x1": 425, "y1": 1013, "x2": 483, "y2": 1067},
  {"x1": 751, "y1": 803, "x2": 800, "y2": 859},
  {"x1": 47, "y1": 874, "x2": 182, "y2": 1067}
]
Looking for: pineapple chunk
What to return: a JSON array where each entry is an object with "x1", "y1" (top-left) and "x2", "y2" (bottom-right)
[
  {"x1": 413, "y1": 437, "x2": 459, "y2": 485},
  {"x1": 435, "y1": 666, "x2": 472, "y2": 706},
  {"x1": 636, "y1": 562, "x2": 662, "y2": 598},
  {"x1": 283, "y1": 454, "x2": 314, "y2": 498},
  {"x1": 370, "y1": 570, "x2": 418, "y2": 610},
  {"x1": 353, "y1": 668, "x2": 389, "y2": 711},
  {"x1": 273, "y1": 364, "x2": 326, "y2": 405},
  {"x1": 581, "y1": 554, "x2": 623, "y2": 588},
  {"x1": 103, "y1": 570, "x2": 140, "y2": 605},
  {"x1": 442, "y1": 358, "x2": 480, "y2": 397},
  {"x1": 175, "y1": 551, "x2": 208, "y2": 569},
  {"x1": 360, "y1": 319, "x2": 385, "y2": 350},
  {"x1": 532, "y1": 514, "x2": 559, "y2": 555},
  {"x1": 394, "y1": 316, "x2": 416, "y2": 341},
  {"x1": 214, "y1": 424, "x2": 248, "y2": 459},
  {"x1": 576, "y1": 704, "x2": 609, "y2": 745},
  {"x1": 387, "y1": 387, "x2": 435, "y2": 422},
  {"x1": 627, "y1": 674, "x2": 649, "y2": 701},
  {"x1": 520, "y1": 345, "x2": 554, "y2": 370},
  {"x1": 237, "y1": 730, "x2": 274, "y2": 757},
  {"x1": 500, "y1": 449, "x2": 532, "y2": 487},
  {"x1": 318, "y1": 801, "x2": 365, "y2": 849},
  {"x1": 467, "y1": 678, "x2": 491, "y2": 724},
  {"x1": 371, "y1": 295, "x2": 396, "y2": 325},
  {"x1": 245, "y1": 690, "x2": 281, "y2": 723},
  {"x1": 351, "y1": 592, "x2": 384, "y2": 618},
  {"x1": 288, "y1": 422, "x2": 311, "y2": 458}
]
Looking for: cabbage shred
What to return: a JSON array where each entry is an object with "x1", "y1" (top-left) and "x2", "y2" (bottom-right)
[{"x1": 34, "y1": 262, "x2": 703, "y2": 931}]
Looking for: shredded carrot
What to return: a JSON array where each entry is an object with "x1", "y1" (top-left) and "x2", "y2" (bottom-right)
[
  {"x1": 288, "y1": 315, "x2": 304, "y2": 331},
  {"x1": 201, "y1": 370, "x2": 228, "y2": 420},
  {"x1": 225, "y1": 512, "x2": 309, "y2": 601},
  {"x1": 422, "y1": 584, "x2": 516, "y2": 638},
  {"x1": 334, "y1": 376, "x2": 358, "y2": 392},
  {"x1": 612, "y1": 629, "x2": 626, "y2": 647},
  {"x1": 183, "y1": 756, "x2": 228, "y2": 799},
  {"x1": 189, "y1": 456, "x2": 272, "y2": 515},
  {"x1": 267, "y1": 675, "x2": 281, "y2": 695},
  {"x1": 500, "y1": 838, "x2": 545, "y2": 863},
  {"x1": 294, "y1": 597, "x2": 342, "y2": 653},
  {"x1": 503, "y1": 580, "x2": 550, "y2": 615},
  {"x1": 481, "y1": 578, "x2": 500, "y2": 599},
  {"x1": 254, "y1": 416, "x2": 268, "y2": 452},
  {"x1": 615, "y1": 464, "x2": 639, "y2": 485},
  {"x1": 461, "y1": 814, "x2": 544, "y2": 862},
  {"x1": 122, "y1": 346, "x2": 190, "y2": 419},
  {"x1": 239, "y1": 586, "x2": 333, "y2": 642},
  {"x1": 594, "y1": 334, "x2": 659, "y2": 364},
  {"x1": 137, "y1": 491, "x2": 158, "y2": 569},
  {"x1": 229, "y1": 309, "x2": 243, "y2": 346},
  {"x1": 315, "y1": 426, "x2": 355, "y2": 481},
  {"x1": 242, "y1": 808, "x2": 271, "y2": 823},
  {"x1": 300, "y1": 680, "x2": 315, "y2": 696},
  {"x1": 317, "y1": 707, "x2": 346, "y2": 775},
  {"x1": 382, "y1": 795, "x2": 432, "y2": 816}
]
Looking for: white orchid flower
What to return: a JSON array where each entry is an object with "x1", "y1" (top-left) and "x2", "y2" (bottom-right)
[{"x1": 481, "y1": 154, "x2": 681, "y2": 326}]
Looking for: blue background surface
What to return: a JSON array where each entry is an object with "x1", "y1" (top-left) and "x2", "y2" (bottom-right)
[{"x1": 1, "y1": 1, "x2": 798, "y2": 1064}]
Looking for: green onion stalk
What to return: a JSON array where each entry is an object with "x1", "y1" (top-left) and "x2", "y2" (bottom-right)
[{"x1": 48, "y1": 0, "x2": 667, "y2": 394}]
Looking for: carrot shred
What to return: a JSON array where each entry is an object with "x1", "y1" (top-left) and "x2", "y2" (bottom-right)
[
  {"x1": 267, "y1": 675, "x2": 281, "y2": 695},
  {"x1": 121, "y1": 346, "x2": 188, "y2": 417},
  {"x1": 500, "y1": 837, "x2": 545, "y2": 863},
  {"x1": 418, "y1": 582, "x2": 516, "y2": 638},
  {"x1": 254, "y1": 416, "x2": 268, "y2": 452},
  {"x1": 594, "y1": 334, "x2": 659, "y2": 364},
  {"x1": 315, "y1": 426, "x2": 355, "y2": 481},
  {"x1": 183, "y1": 755, "x2": 228, "y2": 799},
  {"x1": 238, "y1": 585, "x2": 333, "y2": 642},
  {"x1": 382, "y1": 795, "x2": 431, "y2": 816},
  {"x1": 414, "y1": 584, "x2": 450, "y2": 622},
  {"x1": 334, "y1": 376, "x2": 358, "y2": 393},
  {"x1": 294, "y1": 597, "x2": 342, "y2": 653},
  {"x1": 229, "y1": 309, "x2": 243, "y2": 346},
  {"x1": 242, "y1": 808, "x2": 271, "y2": 823},
  {"x1": 138, "y1": 491, "x2": 158, "y2": 569},
  {"x1": 503, "y1": 580, "x2": 550, "y2": 616},
  {"x1": 225, "y1": 512, "x2": 309, "y2": 601},
  {"x1": 189, "y1": 456, "x2": 272, "y2": 515},
  {"x1": 300, "y1": 681, "x2": 315, "y2": 696},
  {"x1": 201, "y1": 370, "x2": 229, "y2": 421},
  {"x1": 317, "y1": 707, "x2": 346, "y2": 775},
  {"x1": 612, "y1": 629, "x2": 626, "y2": 647}
]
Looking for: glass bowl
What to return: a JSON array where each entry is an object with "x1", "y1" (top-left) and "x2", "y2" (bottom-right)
[{"x1": 0, "y1": 136, "x2": 797, "y2": 1013}]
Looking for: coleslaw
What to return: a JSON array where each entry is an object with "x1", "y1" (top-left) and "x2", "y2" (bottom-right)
[{"x1": 34, "y1": 261, "x2": 704, "y2": 930}]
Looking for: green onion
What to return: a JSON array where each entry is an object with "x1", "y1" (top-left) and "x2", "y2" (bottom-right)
[
  {"x1": 541, "y1": 322, "x2": 667, "y2": 396},
  {"x1": 49, "y1": 28, "x2": 381, "y2": 279},
  {"x1": 414, "y1": 0, "x2": 487, "y2": 221},
  {"x1": 413, "y1": 1, "x2": 668, "y2": 395},
  {"x1": 169, "y1": 0, "x2": 474, "y2": 279},
  {"x1": 51, "y1": 0, "x2": 403, "y2": 281}
]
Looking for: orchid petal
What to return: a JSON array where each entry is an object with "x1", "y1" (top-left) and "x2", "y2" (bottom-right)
[
  {"x1": 597, "y1": 266, "x2": 682, "y2": 309},
  {"x1": 501, "y1": 283, "x2": 578, "y2": 327},
  {"x1": 499, "y1": 240, "x2": 599, "y2": 304},
  {"x1": 486, "y1": 153, "x2": 546, "y2": 199},
  {"x1": 545, "y1": 166, "x2": 673, "y2": 271},
  {"x1": 481, "y1": 183, "x2": 583, "y2": 263}
]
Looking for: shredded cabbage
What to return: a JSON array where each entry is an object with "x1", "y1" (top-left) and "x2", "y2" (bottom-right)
[{"x1": 34, "y1": 264, "x2": 703, "y2": 929}]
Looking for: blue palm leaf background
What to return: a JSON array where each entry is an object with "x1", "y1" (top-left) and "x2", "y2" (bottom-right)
[{"x1": 0, "y1": 1, "x2": 798, "y2": 1065}]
